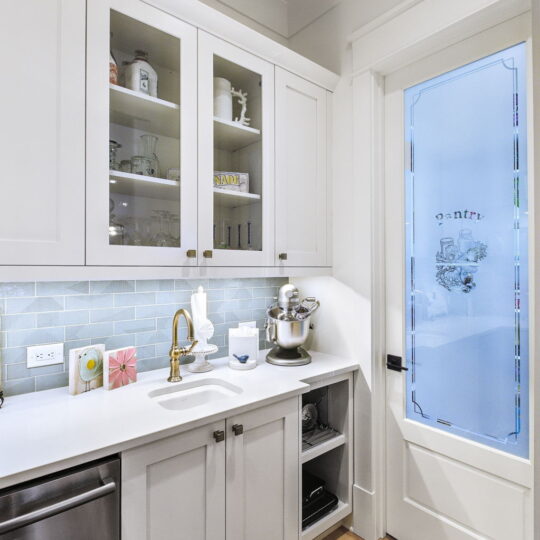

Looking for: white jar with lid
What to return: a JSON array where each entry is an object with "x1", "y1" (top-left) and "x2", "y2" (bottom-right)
[
  {"x1": 213, "y1": 77, "x2": 233, "y2": 120},
  {"x1": 124, "y1": 50, "x2": 158, "y2": 97}
]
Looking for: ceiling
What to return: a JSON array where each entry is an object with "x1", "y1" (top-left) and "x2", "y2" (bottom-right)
[
  {"x1": 287, "y1": 0, "x2": 342, "y2": 36},
  {"x1": 200, "y1": 0, "x2": 342, "y2": 39}
]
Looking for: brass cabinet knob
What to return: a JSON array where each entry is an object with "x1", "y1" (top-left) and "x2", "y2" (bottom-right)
[
  {"x1": 203, "y1": 250, "x2": 213, "y2": 258},
  {"x1": 278, "y1": 253, "x2": 288, "y2": 261},
  {"x1": 213, "y1": 430, "x2": 225, "y2": 442},
  {"x1": 186, "y1": 249, "x2": 197, "y2": 258},
  {"x1": 232, "y1": 424, "x2": 243, "y2": 436}
]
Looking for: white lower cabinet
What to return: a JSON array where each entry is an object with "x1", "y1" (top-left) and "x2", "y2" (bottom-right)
[
  {"x1": 122, "y1": 398, "x2": 299, "y2": 540},
  {"x1": 122, "y1": 420, "x2": 226, "y2": 540},
  {"x1": 226, "y1": 398, "x2": 299, "y2": 540}
]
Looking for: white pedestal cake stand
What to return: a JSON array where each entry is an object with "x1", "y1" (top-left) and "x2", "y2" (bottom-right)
[{"x1": 187, "y1": 344, "x2": 218, "y2": 373}]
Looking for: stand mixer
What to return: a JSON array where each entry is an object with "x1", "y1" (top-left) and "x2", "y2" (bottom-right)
[{"x1": 265, "y1": 283, "x2": 320, "y2": 366}]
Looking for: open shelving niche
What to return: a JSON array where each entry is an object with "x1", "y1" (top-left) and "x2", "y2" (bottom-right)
[
  {"x1": 213, "y1": 55, "x2": 263, "y2": 252},
  {"x1": 109, "y1": 9, "x2": 181, "y2": 244},
  {"x1": 299, "y1": 375, "x2": 353, "y2": 540}
]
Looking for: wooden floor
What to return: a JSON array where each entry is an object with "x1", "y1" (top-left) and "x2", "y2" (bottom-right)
[
  {"x1": 322, "y1": 527, "x2": 363, "y2": 539},
  {"x1": 322, "y1": 527, "x2": 392, "y2": 540}
]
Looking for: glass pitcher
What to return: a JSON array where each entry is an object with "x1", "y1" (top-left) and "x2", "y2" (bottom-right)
[{"x1": 140, "y1": 134, "x2": 160, "y2": 177}]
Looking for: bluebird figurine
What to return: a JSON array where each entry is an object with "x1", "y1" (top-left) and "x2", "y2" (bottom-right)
[{"x1": 233, "y1": 354, "x2": 249, "y2": 364}]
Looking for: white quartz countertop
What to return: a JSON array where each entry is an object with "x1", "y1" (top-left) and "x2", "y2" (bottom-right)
[{"x1": 0, "y1": 350, "x2": 357, "y2": 489}]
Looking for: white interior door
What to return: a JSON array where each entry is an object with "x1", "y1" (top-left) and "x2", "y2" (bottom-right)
[{"x1": 384, "y1": 23, "x2": 533, "y2": 540}]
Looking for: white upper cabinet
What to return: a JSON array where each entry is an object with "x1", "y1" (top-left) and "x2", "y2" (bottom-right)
[
  {"x1": 86, "y1": 0, "x2": 198, "y2": 266},
  {"x1": 198, "y1": 31, "x2": 275, "y2": 266},
  {"x1": 0, "y1": 0, "x2": 85, "y2": 265},
  {"x1": 1, "y1": 0, "x2": 334, "y2": 272},
  {"x1": 275, "y1": 68, "x2": 329, "y2": 267}
]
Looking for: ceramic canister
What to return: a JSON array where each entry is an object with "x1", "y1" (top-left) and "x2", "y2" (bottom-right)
[{"x1": 213, "y1": 77, "x2": 233, "y2": 121}]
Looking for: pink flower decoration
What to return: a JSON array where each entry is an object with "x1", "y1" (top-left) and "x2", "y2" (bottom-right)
[{"x1": 109, "y1": 348, "x2": 137, "y2": 389}]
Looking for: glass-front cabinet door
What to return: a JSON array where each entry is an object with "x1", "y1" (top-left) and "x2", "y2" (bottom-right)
[
  {"x1": 198, "y1": 31, "x2": 275, "y2": 266},
  {"x1": 86, "y1": 0, "x2": 197, "y2": 265}
]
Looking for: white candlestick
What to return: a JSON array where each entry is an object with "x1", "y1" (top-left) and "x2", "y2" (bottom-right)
[{"x1": 191, "y1": 286, "x2": 206, "y2": 341}]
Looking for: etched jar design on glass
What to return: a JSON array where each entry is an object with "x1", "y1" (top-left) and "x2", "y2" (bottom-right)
[{"x1": 404, "y1": 43, "x2": 529, "y2": 458}]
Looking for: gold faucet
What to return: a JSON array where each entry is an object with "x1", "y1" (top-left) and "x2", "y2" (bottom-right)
[{"x1": 168, "y1": 309, "x2": 198, "y2": 382}]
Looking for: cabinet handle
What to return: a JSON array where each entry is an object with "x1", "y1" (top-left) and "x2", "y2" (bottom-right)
[
  {"x1": 0, "y1": 479, "x2": 116, "y2": 534},
  {"x1": 213, "y1": 430, "x2": 225, "y2": 442},
  {"x1": 278, "y1": 253, "x2": 288, "y2": 261},
  {"x1": 232, "y1": 424, "x2": 243, "y2": 436},
  {"x1": 203, "y1": 250, "x2": 213, "y2": 259},
  {"x1": 186, "y1": 249, "x2": 197, "y2": 258}
]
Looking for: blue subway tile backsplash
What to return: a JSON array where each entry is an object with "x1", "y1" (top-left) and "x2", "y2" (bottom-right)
[{"x1": 0, "y1": 277, "x2": 287, "y2": 397}]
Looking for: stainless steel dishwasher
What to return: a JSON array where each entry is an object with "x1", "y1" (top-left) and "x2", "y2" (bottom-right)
[{"x1": 0, "y1": 456, "x2": 120, "y2": 539}]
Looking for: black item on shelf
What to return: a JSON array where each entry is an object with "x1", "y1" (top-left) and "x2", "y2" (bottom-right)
[
  {"x1": 303, "y1": 471, "x2": 326, "y2": 505},
  {"x1": 302, "y1": 403, "x2": 318, "y2": 432},
  {"x1": 302, "y1": 489, "x2": 339, "y2": 530}
]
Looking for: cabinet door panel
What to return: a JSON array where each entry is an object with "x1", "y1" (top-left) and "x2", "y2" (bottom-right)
[
  {"x1": 275, "y1": 68, "x2": 328, "y2": 266},
  {"x1": 198, "y1": 30, "x2": 275, "y2": 266},
  {"x1": 122, "y1": 422, "x2": 225, "y2": 540},
  {"x1": 86, "y1": 0, "x2": 197, "y2": 266},
  {"x1": 226, "y1": 398, "x2": 299, "y2": 540},
  {"x1": 0, "y1": 0, "x2": 85, "y2": 265}
]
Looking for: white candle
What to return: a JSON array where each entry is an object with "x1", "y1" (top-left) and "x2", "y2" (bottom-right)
[{"x1": 191, "y1": 285, "x2": 207, "y2": 342}]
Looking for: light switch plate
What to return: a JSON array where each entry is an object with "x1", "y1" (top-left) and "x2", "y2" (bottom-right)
[{"x1": 27, "y1": 343, "x2": 64, "y2": 368}]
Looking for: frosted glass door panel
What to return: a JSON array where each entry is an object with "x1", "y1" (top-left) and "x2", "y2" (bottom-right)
[{"x1": 404, "y1": 43, "x2": 528, "y2": 457}]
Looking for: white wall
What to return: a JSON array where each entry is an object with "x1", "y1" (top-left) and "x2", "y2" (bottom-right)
[
  {"x1": 192, "y1": 1, "x2": 403, "y2": 535},
  {"x1": 287, "y1": 2, "x2": 401, "y2": 538}
]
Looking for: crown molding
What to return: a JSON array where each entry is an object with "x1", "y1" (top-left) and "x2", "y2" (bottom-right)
[{"x1": 349, "y1": 0, "x2": 530, "y2": 77}]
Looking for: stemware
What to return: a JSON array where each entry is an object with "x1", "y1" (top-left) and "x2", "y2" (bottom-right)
[{"x1": 151, "y1": 210, "x2": 169, "y2": 247}]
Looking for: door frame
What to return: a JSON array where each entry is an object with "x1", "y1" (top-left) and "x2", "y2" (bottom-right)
[{"x1": 348, "y1": 1, "x2": 537, "y2": 539}]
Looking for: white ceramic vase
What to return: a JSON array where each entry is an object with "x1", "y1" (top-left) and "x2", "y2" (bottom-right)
[{"x1": 213, "y1": 77, "x2": 233, "y2": 120}]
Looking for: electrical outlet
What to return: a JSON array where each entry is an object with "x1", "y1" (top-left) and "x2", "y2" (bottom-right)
[{"x1": 27, "y1": 343, "x2": 64, "y2": 368}]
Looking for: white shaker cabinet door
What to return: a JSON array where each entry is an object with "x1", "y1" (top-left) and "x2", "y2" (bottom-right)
[
  {"x1": 226, "y1": 397, "x2": 299, "y2": 540},
  {"x1": 122, "y1": 421, "x2": 226, "y2": 540},
  {"x1": 198, "y1": 30, "x2": 275, "y2": 267},
  {"x1": 86, "y1": 0, "x2": 198, "y2": 266},
  {"x1": 275, "y1": 68, "x2": 329, "y2": 267},
  {"x1": 0, "y1": 0, "x2": 85, "y2": 265}
]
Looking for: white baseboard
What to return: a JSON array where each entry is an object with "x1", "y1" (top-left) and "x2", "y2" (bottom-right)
[{"x1": 352, "y1": 484, "x2": 379, "y2": 540}]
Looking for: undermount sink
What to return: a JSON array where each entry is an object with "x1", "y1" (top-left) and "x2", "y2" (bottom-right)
[{"x1": 148, "y1": 378, "x2": 243, "y2": 411}]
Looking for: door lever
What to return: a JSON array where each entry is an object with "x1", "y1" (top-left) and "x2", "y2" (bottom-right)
[{"x1": 386, "y1": 354, "x2": 408, "y2": 372}]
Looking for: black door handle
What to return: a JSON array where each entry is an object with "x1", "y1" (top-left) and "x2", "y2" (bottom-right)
[{"x1": 386, "y1": 354, "x2": 408, "y2": 372}]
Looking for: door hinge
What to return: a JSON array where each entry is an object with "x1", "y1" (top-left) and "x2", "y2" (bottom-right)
[{"x1": 386, "y1": 354, "x2": 408, "y2": 372}]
